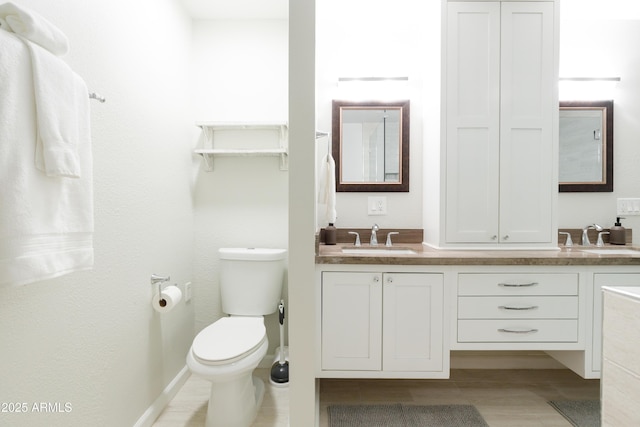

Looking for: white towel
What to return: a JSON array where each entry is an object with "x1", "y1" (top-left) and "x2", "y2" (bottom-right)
[
  {"x1": 0, "y1": 30, "x2": 93, "y2": 287},
  {"x1": 0, "y1": 2, "x2": 69, "y2": 55},
  {"x1": 25, "y1": 38, "x2": 87, "y2": 178},
  {"x1": 0, "y1": 16, "x2": 8, "y2": 31},
  {"x1": 318, "y1": 153, "x2": 337, "y2": 224}
]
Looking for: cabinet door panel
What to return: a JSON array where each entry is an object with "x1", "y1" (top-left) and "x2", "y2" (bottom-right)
[
  {"x1": 321, "y1": 272, "x2": 382, "y2": 371},
  {"x1": 499, "y1": 2, "x2": 554, "y2": 243},
  {"x1": 383, "y1": 273, "x2": 444, "y2": 371},
  {"x1": 445, "y1": 2, "x2": 500, "y2": 243}
]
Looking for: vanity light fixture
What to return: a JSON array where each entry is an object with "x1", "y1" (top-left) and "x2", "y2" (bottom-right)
[
  {"x1": 338, "y1": 76, "x2": 409, "y2": 83},
  {"x1": 559, "y1": 77, "x2": 620, "y2": 100}
]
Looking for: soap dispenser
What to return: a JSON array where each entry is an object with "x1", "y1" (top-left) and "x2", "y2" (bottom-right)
[
  {"x1": 325, "y1": 223, "x2": 337, "y2": 245},
  {"x1": 609, "y1": 217, "x2": 627, "y2": 245}
]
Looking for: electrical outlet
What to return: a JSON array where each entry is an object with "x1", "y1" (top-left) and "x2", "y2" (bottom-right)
[
  {"x1": 184, "y1": 282, "x2": 192, "y2": 302},
  {"x1": 368, "y1": 196, "x2": 388, "y2": 216},
  {"x1": 617, "y1": 198, "x2": 640, "y2": 215}
]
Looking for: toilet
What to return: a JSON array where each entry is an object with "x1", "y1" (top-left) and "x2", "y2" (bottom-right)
[{"x1": 186, "y1": 247, "x2": 286, "y2": 427}]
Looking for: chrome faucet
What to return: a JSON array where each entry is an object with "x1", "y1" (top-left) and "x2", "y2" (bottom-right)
[
  {"x1": 348, "y1": 231, "x2": 361, "y2": 247},
  {"x1": 559, "y1": 232, "x2": 573, "y2": 247},
  {"x1": 582, "y1": 224, "x2": 603, "y2": 246},
  {"x1": 597, "y1": 231, "x2": 610, "y2": 247},
  {"x1": 370, "y1": 224, "x2": 379, "y2": 246},
  {"x1": 386, "y1": 232, "x2": 399, "y2": 247}
]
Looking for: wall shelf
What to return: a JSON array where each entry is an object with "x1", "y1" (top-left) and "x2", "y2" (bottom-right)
[{"x1": 194, "y1": 121, "x2": 288, "y2": 171}]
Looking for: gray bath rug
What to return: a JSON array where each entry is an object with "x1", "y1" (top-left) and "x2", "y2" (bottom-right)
[
  {"x1": 548, "y1": 400, "x2": 600, "y2": 427},
  {"x1": 328, "y1": 403, "x2": 489, "y2": 427}
]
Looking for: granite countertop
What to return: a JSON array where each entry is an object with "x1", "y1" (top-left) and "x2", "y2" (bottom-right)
[{"x1": 316, "y1": 243, "x2": 640, "y2": 266}]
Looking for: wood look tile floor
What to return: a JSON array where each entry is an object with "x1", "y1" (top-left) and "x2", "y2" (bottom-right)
[{"x1": 153, "y1": 369, "x2": 599, "y2": 427}]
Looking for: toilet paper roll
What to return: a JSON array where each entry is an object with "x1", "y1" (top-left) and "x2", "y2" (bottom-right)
[{"x1": 152, "y1": 285, "x2": 182, "y2": 313}]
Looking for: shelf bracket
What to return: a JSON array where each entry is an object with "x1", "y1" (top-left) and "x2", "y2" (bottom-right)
[
  {"x1": 200, "y1": 126, "x2": 215, "y2": 171},
  {"x1": 279, "y1": 125, "x2": 289, "y2": 171},
  {"x1": 200, "y1": 153, "x2": 215, "y2": 171}
]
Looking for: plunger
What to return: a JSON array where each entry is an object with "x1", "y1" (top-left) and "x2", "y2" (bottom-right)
[{"x1": 270, "y1": 300, "x2": 289, "y2": 386}]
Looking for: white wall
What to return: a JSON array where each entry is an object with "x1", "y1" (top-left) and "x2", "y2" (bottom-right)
[
  {"x1": 190, "y1": 19, "x2": 289, "y2": 353},
  {"x1": 0, "y1": 1, "x2": 195, "y2": 426},
  {"x1": 315, "y1": 0, "x2": 437, "y2": 230},
  {"x1": 559, "y1": 19, "x2": 640, "y2": 244}
]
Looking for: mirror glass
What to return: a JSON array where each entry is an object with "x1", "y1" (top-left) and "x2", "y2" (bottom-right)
[
  {"x1": 559, "y1": 100, "x2": 613, "y2": 192},
  {"x1": 332, "y1": 100, "x2": 409, "y2": 192}
]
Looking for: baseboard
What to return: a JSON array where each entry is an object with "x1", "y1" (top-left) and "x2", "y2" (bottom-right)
[
  {"x1": 451, "y1": 351, "x2": 566, "y2": 370},
  {"x1": 133, "y1": 365, "x2": 191, "y2": 427}
]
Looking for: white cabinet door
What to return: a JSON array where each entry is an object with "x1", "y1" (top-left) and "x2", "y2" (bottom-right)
[
  {"x1": 383, "y1": 273, "x2": 444, "y2": 372},
  {"x1": 321, "y1": 272, "x2": 445, "y2": 374},
  {"x1": 321, "y1": 272, "x2": 382, "y2": 371},
  {"x1": 445, "y1": 1, "x2": 556, "y2": 245},
  {"x1": 498, "y1": 2, "x2": 554, "y2": 243},
  {"x1": 446, "y1": 2, "x2": 500, "y2": 243}
]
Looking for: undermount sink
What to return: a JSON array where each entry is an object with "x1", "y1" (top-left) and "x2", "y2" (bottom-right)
[
  {"x1": 341, "y1": 247, "x2": 417, "y2": 255},
  {"x1": 580, "y1": 248, "x2": 640, "y2": 255}
]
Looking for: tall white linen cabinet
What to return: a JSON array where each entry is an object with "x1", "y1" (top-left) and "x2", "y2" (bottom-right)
[{"x1": 442, "y1": 1, "x2": 559, "y2": 249}]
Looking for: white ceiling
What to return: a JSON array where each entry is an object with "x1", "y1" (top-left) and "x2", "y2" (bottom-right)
[
  {"x1": 179, "y1": 0, "x2": 640, "y2": 22},
  {"x1": 180, "y1": 0, "x2": 288, "y2": 20}
]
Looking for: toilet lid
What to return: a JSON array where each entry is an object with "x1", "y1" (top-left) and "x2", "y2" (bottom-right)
[{"x1": 192, "y1": 317, "x2": 265, "y2": 365}]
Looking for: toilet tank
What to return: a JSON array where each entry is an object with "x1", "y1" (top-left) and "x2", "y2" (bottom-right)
[{"x1": 219, "y1": 248, "x2": 286, "y2": 315}]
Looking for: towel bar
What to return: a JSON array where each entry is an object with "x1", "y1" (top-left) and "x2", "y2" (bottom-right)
[{"x1": 88, "y1": 92, "x2": 106, "y2": 103}]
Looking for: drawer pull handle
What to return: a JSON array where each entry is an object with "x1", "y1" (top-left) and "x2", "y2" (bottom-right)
[
  {"x1": 498, "y1": 328, "x2": 539, "y2": 334},
  {"x1": 498, "y1": 282, "x2": 539, "y2": 287},
  {"x1": 499, "y1": 305, "x2": 539, "y2": 311}
]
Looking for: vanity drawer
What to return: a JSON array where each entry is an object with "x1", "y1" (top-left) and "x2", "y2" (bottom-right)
[
  {"x1": 458, "y1": 296, "x2": 578, "y2": 319},
  {"x1": 458, "y1": 319, "x2": 578, "y2": 342},
  {"x1": 458, "y1": 273, "x2": 578, "y2": 296}
]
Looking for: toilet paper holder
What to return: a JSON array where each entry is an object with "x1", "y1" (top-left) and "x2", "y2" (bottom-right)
[{"x1": 150, "y1": 274, "x2": 170, "y2": 304}]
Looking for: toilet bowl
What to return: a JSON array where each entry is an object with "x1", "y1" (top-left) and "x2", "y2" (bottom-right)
[
  {"x1": 186, "y1": 247, "x2": 286, "y2": 427},
  {"x1": 187, "y1": 316, "x2": 268, "y2": 427}
]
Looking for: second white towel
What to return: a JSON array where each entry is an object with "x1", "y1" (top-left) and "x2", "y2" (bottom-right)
[
  {"x1": 26, "y1": 38, "x2": 89, "y2": 178},
  {"x1": 0, "y1": 2, "x2": 69, "y2": 55}
]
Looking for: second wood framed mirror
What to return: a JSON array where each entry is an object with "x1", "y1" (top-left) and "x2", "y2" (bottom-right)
[{"x1": 559, "y1": 100, "x2": 613, "y2": 192}]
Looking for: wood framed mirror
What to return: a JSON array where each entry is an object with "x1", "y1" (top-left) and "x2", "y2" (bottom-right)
[
  {"x1": 332, "y1": 100, "x2": 410, "y2": 192},
  {"x1": 559, "y1": 100, "x2": 613, "y2": 192}
]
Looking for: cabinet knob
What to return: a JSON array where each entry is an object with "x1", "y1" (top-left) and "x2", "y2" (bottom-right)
[
  {"x1": 503, "y1": 235, "x2": 510, "y2": 240},
  {"x1": 373, "y1": 275, "x2": 380, "y2": 283},
  {"x1": 387, "y1": 276, "x2": 393, "y2": 284},
  {"x1": 491, "y1": 235, "x2": 498, "y2": 240}
]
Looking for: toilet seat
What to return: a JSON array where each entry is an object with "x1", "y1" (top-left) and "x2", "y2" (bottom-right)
[{"x1": 192, "y1": 317, "x2": 266, "y2": 366}]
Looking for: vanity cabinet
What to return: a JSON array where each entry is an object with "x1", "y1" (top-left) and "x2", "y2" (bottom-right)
[
  {"x1": 455, "y1": 273, "x2": 579, "y2": 347},
  {"x1": 601, "y1": 286, "x2": 640, "y2": 426},
  {"x1": 320, "y1": 271, "x2": 445, "y2": 376},
  {"x1": 591, "y1": 273, "x2": 640, "y2": 373},
  {"x1": 444, "y1": 1, "x2": 557, "y2": 246}
]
